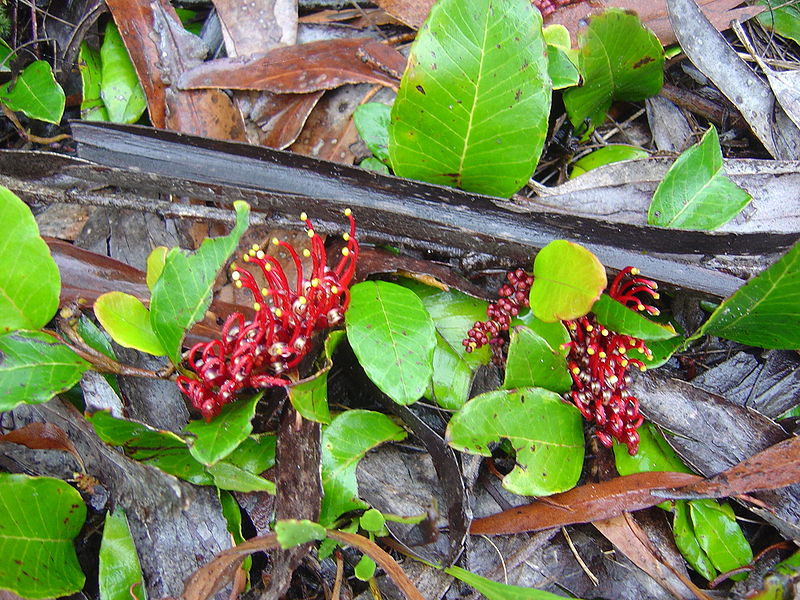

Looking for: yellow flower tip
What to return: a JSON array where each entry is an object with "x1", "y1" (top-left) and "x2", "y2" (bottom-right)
[
  {"x1": 585, "y1": 324, "x2": 594, "y2": 332},
  {"x1": 303, "y1": 249, "x2": 311, "y2": 257},
  {"x1": 256, "y1": 250, "x2": 265, "y2": 260},
  {"x1": 631, "y1": 267, "x2": 640, "y2": 275},
  {"x1": 637, "y1": 304, "x2": 645, "y2": 311},
  {"x1": 587, "y1": 347, "x2": 596, "y2": 356},
  {"x1": 651, "y1": 309, "x2": 661, "y2": 316},
  {"x1": 230, "y1": 262, "x2": 237, "y2": 271},
  {"x1": 261, "y1": 288, "x2": 270, "y2": 297},
  {"x1": 231, "y1": 271, "x2": 241, "y2": 281},
  {"x1": 341, "y1": 248, "x2": 350, "y2": 257},
  {"x1": 242, "y1": 254, "x2": 250, "y2": 263},
  {"x1": 311, "y1": 278, "x2": 320, "y2": 287},
  {"x1": 607, "y1": 375, "x2": 619, "y2": 385},
  {"x1": 307, "y1": 229, "x2": 315, "y2": 238},
  {"x1": 653, "y1": 292, "x2": 660, "y2": 300},
  {"x1": 252, "y1": 244, "x2": 260, "y2": 251},
  {"x1": 272, "y1": 237, "x2": 280, "y2": 246},
  {"x1": 571, "y1": 367, "x2": 580, "y2": 375},
  {"x1": 344, "y1": 208, "x2": 352, "y2": 217},
  {"x1": 298, "y1": 296, "x2": 307, "y2": 305},
  {"x1": 264, "y1": 263, "x2": 272, "y2": 271},
  {"x1": 620, "y1": 359, "x2": 629, "y2": 368},
  {"x1": 618, "y1": 346, "x2": 627, "y2": 354},
  {"x1": 331, "y1": 285, "x2": 339, "y2": 294},
  {"x1": 253, "y1": 302, "x2": 261, "y2": 311},
  {"x1": 235, "y1": 280, "x2": 243, "y2": 288},
  {"x1": 300, "y1": 212, "x2": 308, "y2": 221},
  {"x1": 274, "y1": 308, "x2": 283, "y2": 318},
  {"x1": 469, "y1": 341, "x2": 477, "y2": 349},
  {"x1": 639, "y1": 364, "x2": 647, "y2": 372},
  {"x1": 248, "y1": 249, "x2": 256, "y2": 257},
  {"x1": 598, "y1": 351, "x2": 607, "y2": 359},
  {"x1": 343, "y1": 233, "x2": 350, "y2": 241},
  {"x1": 601, "y1": 328, "x2": 609, "y2": 336}
]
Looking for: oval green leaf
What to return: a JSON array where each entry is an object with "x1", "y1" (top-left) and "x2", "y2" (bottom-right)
[
  {"x1": 0, "y1": 330, "x2": 90, "y2": 411},
  {"x1": 446, "y1": 565, "x2": 582, "y2": 599},
  {"x1": 529, "y1": 240, "x2": 607, "y2": 323},
  {"x1": 346, "y1": 281, "x2": 436, "y2": 405},
  {"x1": 150, "y1": 201, "x2": 250, "y2": 364},
  {"x1": 95, "y1": 291, "x2": 167, "y2": 356},
  {"x1": 695, "y1": 241, "x2": 800, "y2": 349},
  {"x1": 78, "y1": 42, "x2": 109, "y2": 121},
  {"x1": 648, "y1": 126, "x2": 751, "y2": 230},
  {"x1": 0, "y1": 473, "x2": 86, "y2": 598},
  {"x1": 185, "y1": 393, "x2": 262, "y2": 466},
  {"x1": 570, "y1": 145, "x2": 648, "y2": 178},
  {"x1": 388, "y1": 0, "x2": 552, "y2": 197},
  {"x1": 446, "y1": 387, "x2": 584, "y2": 496},
  {"x1": 100, "y1": 20, "x2": 147, "y2": 123},
  {"x1": 287, "y1": 367, "x2": 331, "y2": 424},
  {"x1": 689, "y1": 499, "x2": 753, "y2": 577},
  {"x1": 354, "y1": 555, "x2": 377, "y2": 581},
  {"x1": 275, "y1": 519, "x2": 326, "y2": 549},
  {"x1": 0, "y1": 60, "x2": 65, "y2": 124},
  {"x1": 563, "y1": 9, "x2": 663, "y2": 132},
  {"x1": 503, "y1": 326, "x2": 571, "y2": 393},
  {"x1": 430, "y1": 333, "x2": 474, "y2": 410},
  {"x1": 0, "y1": 186, "x2": 60, "y2": 332},
  {"x1": 206, "y1": 462, "x2": 276, "y2": 493},
  {"x1": 354, "y1": 102, "x2": 391, "y2": 164},
  {"x1": 591, "y1": 294, "x2": 676, "y2": 341},
  {"x1": 320, "y1": 410, "x2": 407, "y2": 526},
  {"x1": 613, "y1": 422, "x2": 691, "y2": 476},
  {"x1": 673, "y1": 500, "x2": 717, "y2": 581},
  {"x1": 145, "y1": 246, "x2": 168, "y2": 291},
  {"x1": 99, "y1": 507, "x2": 146, "y2": 600}
]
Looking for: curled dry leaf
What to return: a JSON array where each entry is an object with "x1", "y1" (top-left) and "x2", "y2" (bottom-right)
[
  {"x1": 0, "y1": 422, "x2": 83, "y2": 469},
  {"x1": 178, "y1": 38, "x2": 406, "y2": 94}
]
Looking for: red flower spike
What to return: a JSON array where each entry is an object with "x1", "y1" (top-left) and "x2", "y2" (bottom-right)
[
  {"x1": 176, "y1": 210, "x2": 359, "y2": 421},
  {"x1": 462, "y1": 265, "x2": 659, "y2": 454}
]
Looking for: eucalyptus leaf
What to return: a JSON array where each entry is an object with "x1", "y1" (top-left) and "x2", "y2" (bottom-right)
[
  {"x1": 346, "y1": 281, "x2": 435, "y2": 405},
  {"x1": 648, "y1": 127, "x2": 751, "y2": 230},
  {"x1": 0, "y1": 60, "x2": 65, "y2": 124},
  {"x1": 78, "y1": 42, "x2": 109, "y2": 121},
  {"x1": 94, "y1": 291, "x2": 167, "y2": 356},
  {"x1": 100, "y1": 20, "x2": 147, "y2": 123},
  {"x1": 446, "y1": 387, "x2": 583, "y2": 496},
  {"x1": 185, "y1": 393, "x2": 262, "y2": 466},
  {"x1": 446, "y1": 566, "x2": 579, "y2": 599},
  {"x1": 695, "y1": 241, "x2": 800, "y2": 349},
  {"x1": 0, "y1": 186, "x2": 60, "y2": 332},
  {"x1": 563, "y1": 9, "x2": 663, "y2": 132},
  {"x1": 529, "y1": 240, "x2": 606, "y2": 323},
  {"x1": 388, "y1": 0, "x2": 551, "y2": 197},
  {"x1": 99, "y1": 507, "x2": 146, "y2": 600},
  {"x1": 320, "y1": 410, "x2": 407, "y2": 526},
  {"x1": 503, "y1": 326, "x2": 571, "y2": 393},
  {"x1": 150, "y1": 201, "x2": 250, "y2": 363},
  {"x1": 354, "y1": 102, "x2": 391, "y2": 163},
  {"x1": 0, "y1": 330, "x2": 90, "y2": 411},
  {"x1": 0, "y1": 474, "x2": 86, "y2": 598}
]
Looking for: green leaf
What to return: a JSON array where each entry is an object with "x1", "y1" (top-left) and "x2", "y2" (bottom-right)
[
  {"x1": 503, "y1": 326, "x2": 571, "y2": 393},
  {"x1": 150, "y1": 201, "x2": 250, "y2": 363},
  {"x1": 359, "y1": 157, "x2": 390, "y2": 174},
  {"x1": 513, "y1": 308, "x2": 570, "y2": 350},
  {"x1": 695, "y1": 242, "x2": 800, "y2": 349},
  {"x1": 287, "y1": 368, "x2": 331, "y2": 424},
  {"x1": 544, "y1": 25, "x2": 579, "y2": 90},
  {"x1": 100, "y1": 20, "x2": 147, "y2": 123},
  {"x1": 0, "y1": 60, "x2": 65, "y2": 124},
  {"x1": 529, "y1": 240, "x2": 607, "y2": 323},
  {"x1": 77, "y1": 315, "x2": 121, "y2": 395},
  {"x1": 99, "y1": 507, "x2": 146, "y2": 600},
  {"x1": 185, "y1": 393, "x2": 262, "y2": 466},
  {"x1": 0, "y1": 473, "x2": 86, "y2": 598},
  {"x1": 430, "y1": 333, "x2": 474, "y2": 410},
  {"x1": 613, "y1": 422, "x2": 691, "y2": 476},
  {"x1": 563, "y1": 9, "x2": 663, "y2": 132},
  {"x1": 78, "y1": 42, "x2": 109, "y2": 121},
  {"x1": 145, "y1": 246, "x2": 168, "y2": 291},
  {"x1": 591, "y1": 294, "x2": 676, "y2": 341},
  {"x1": 673, "y1": 500, "x2": 717, "y2": 581},
  {"x1": 346, "y1": 281, "x2": 436, "y2": 405},
  {"x1": 420, "y1": 288, "x2": 491, "y2": 369},
  {"x1": 570, "y1": 145, "x2": 648, "y2": 178},
  {"x1": 217, "y1": 490, "x2": 252, "y2": 575},
  {"x1": 0, "y1": 330, "x2": 90, "y2": 411},
  {"x1": 689, "y1": 499, "x2": 753, "y2": 578},
  {"x1": 274, "y1": 519, "x2": 326, "y2": 549},
  {"x1": 359, "y1": 508, "x2": 386, "y2": 533},
  {"x1": 446, "y1": 566, "x2": 580, "y2": 599},
  {"x1": 648, "y1": 127, "x2": 751, "y2": 230},
  {"x1": 0, "y1": 39, "x2": 16, "y2": 72},
  {"x1": 223, "y1": 434, "x2": 276, "y2": 474},
  {"x1": 627, "y1": 334, "x2": 684, "y2": 369},
  {"x1": 0, "y1": 186, "x2": 61, "y2": 332},
  {"x1": 206, "y1": 462, "x2": 276, "y2": 493},
  {"x1": 355, "y1": 555, "x2": 377, "y2": 581},
  {"x1": 94, "y1": 292, "x2": 167, "y2": 356},
  {"x1": 320, "y1": 410, "x2": 407, "y2": 526},
  {"x1": 758, "y1": 0, "x2": 800, "y2": 45},
  {"x1": 354, "y1": 102, "x2": 391, "y2": 163},
  {"x1": 388, "y1": 0, "x2": 552, "y2": 197},
  {"x1": 446, "y1": 387, "x2": 584, "y2": 496}
]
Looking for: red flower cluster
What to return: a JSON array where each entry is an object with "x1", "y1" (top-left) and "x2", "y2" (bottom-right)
[
  {"x1": 462, "y1": 266, "x2": 659, "y2": 454},
  {"x1": 177, "y1": 210, "x2": 359, "y2": 420},
  {"x1": 534, "y1": 0, "x2": 587, "y2": 17}
]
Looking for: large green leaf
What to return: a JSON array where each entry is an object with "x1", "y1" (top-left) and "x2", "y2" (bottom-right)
[
  {"x1": 695, "y1": 242, "x2": 800, "y2": 349},
  {"x1": 0, "y1": 473, "x2": 86, "y2": 598},
  {"x1": 648, "y1": 127, "x2": 751, "y2": 230},
  {"x1": 0, "y1": 60, "x2": 65, "y2": 124},
  {"x1": 184, "y1": 393, "x2": 261, "y2": 466},
  {"x1": 78, "y1": 42, "x2": 109, "y2": 121},
  {"x1": 388, "y1": 0, "x2": 551, "y2": 197},
  {"x1": 0, "y1": 187, "x2": 60, "y2": 332},
  {"x1": 758, "y1": 0, "x2": 800, "y2": 45},
  {"x1": 591, "y1": 294, "x2": 676, "y2": 341},
  {"x1": 98, "y1": 507, "x2": 146, "y2": 600},
  {"x1": 0, "y1": 331, "x2": 90, "y2": 411},
  {"x1": 95, "y1": 292, "x2": 167, "y2": 356},
  {"x1": 100, "y1": 20, "x2": 147, "y2": 123},
  {"x1": 150, "y1": 201, "x2": 250, "y2": 363},
  {"x1": 320, "y1": 410, "x2": 407, "y2": 526},
  {"x1": 689, "y1": 499, "x2": 753, "y2": 578},
  {"x1": 446, "y1": 566, "x2": 579, "y2": 599},
  {"x1": 446, "y1": 387, "x2": 584, "y2": 496},
  {"x1": 673, "y1": 500, "x2": 717, "y2": 581},
  {"x1": 563, "y1": 9, "x2": 663, "y2": 132},
  {"x1": 354, "y1": 102, "x2": 391, "y2": 164},
  {"x1": 503, "y1": 326, "x2": 571, "y2": 393},
  {"x1": 529, "y1": 240, "x2": 607, "y2": 323},
  {"x1": 430, "y1": 333, "x2": 474, "y2": 410},
  {"x1": 346, "y1": 281, "x2": 436, "y2": 405}
]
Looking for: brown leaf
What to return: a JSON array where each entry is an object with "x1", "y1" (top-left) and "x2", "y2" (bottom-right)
[
  {"x1": 470, "y1": 471, "x2": 699, "y2": 535},
  {"x1": 178, "y1": 38, "x2": 405, "y2": 93},
  {"x1": 213, "y1": 0, "x2": 297, "y2": 56},
  {"x1": 0, "y1": 423, "x2": 83, "y2": 469},
  {"x1": 107, "y1": 0, "x2": 246, "y2": 139},
  {"x1": 245, "y1": 91, "x2": 325, "y2": 149}
]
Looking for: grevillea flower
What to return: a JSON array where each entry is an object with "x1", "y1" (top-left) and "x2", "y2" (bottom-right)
[
  {"x1": 463, "y1": 266, "x2": 660, "y2": 454},
  {"x1": 177, "y1": 210, "x2": 359, "y2": 420}
]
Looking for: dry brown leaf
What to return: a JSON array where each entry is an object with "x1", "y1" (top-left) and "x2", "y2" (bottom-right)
[
  {"x1": 213, "y1": 0, "x2": 297, "y2": 55},
  {"x1": 178, "y1": 38, "x2": 405, "y2": 93},
  {"x1": 0, "y1": 423, "x2": 83, "y2": 469},
  {"x1": 246, "y1": 91, "x2": 325, "y2": 149}
]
